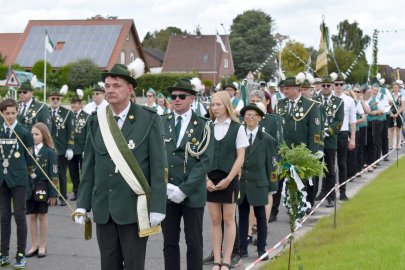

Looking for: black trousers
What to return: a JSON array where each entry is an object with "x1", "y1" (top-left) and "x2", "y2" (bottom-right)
[
  {"x1": 67, "y1": 154, "x2": 82, "y2": 196},
  {"x1": 162, "y1": 202, "x2": 204, "y2": 270},
  {"x1": 365, "y1": 121, "x2": 383, "y2": 164},
  {"x1": 0, "y1": 183, "x2": 27, "y2": 255},
  {"x1": 337, "y1": 131, "x2": 349, "y2": 194},
  {"x1": 381, "y1": 115, "x2": 389, "y2": 156},
  {"x1": 57, "y1": 155, "x2": 68, "y2": 200},
  {"x1": 320, "y1": 148, "x2": 337, "y2": 200},
  {"x1": 96, "y1": 218, "x2": 148, "y2": 270},
  {"x1": 271, "y1": 178, "x2": 284, "y2": 217},
  {"x1": 238, "y1": 196, "x2": 267, "y2": 253},
  {"x1": 356, "y1": 127, "x2": 366, "y2": 173}
]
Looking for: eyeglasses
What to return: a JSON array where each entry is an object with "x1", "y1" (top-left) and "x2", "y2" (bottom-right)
[
  {"x1": 51, "y1": 97, "x2": 60, "y2": 101},
  {"x1": 146, "y1": 95, "x2": 154, "y2": 98},
  {"x1": 170, "y1": 94, "x2": 192, "y2": 100},
  {"x1": 244, "y1": 113, "x2": 259, "y2": 118},
  {"x1": 321, "y1": 84, "x2": 332, "y2": 88},
  {"x1": 354, "y1": 90, "x2": 361, "y2": 93},
  {"x1": 334, "y1": 83, "x2": 344, "y2": 86},
  {"x1": 92, "y1": 92, "x2": 102, "y2": 96},
  {"x1": 19, "y1": 91, "x2": 28, "y2": 94}
]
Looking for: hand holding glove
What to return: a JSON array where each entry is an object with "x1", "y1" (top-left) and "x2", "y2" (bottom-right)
[
  {"x1": 150, "y1": 212, "x2": 165, "y2": 227},
  {"x1": 74, "y1": 208, "x2": 86, "y2": 224},
  {"x1": 65, "y1": 149, "x2": 74, "y2": 161},
  {"x1": 167, "y1": 186, "x2": 187, "y2": 204}
]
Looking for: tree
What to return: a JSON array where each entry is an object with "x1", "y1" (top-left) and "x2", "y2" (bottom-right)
[
  {"x1": 31, "y1": 60, "x2": 52, "y2": 81},
  {"x1": 229, "y1": 10, "x2": 277, "y2": 80},
  {"x1": 67, "y1": 59, "x2": 100, "y2": 90},
  {"x1": 331, "y1": 20, "x2": 370, "y2": 55},
  {"x1": 0, "y1": 53, "x2": 6, "y2": 65},
  {"x1": 281, "y1": 41, "x2": 309, "y2": 77},
  {"x1": 142, "y1": 27, "x2": 188, "y2": 52}
]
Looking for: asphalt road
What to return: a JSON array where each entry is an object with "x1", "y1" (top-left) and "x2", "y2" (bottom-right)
[{"x1": 5, "y1": 147, "x2": 404, "y2": 270}]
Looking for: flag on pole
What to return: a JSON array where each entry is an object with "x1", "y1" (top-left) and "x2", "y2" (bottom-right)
[
  {"x1": 216, "y1": 31, "x2": 228, "y2": 53},
  {"x1": 316, "y1": 19, "x2": 329, "y2": 77},
  {"x1": 45, "y1": 30, "x2": 54, "y2": 53}
]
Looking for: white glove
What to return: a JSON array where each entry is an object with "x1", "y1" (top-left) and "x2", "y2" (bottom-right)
[
  {"x1": 167, "y1": 183, "x2": 176, "y2": 197},
  {"x1": 150, "y1": 212, "x2": 165, "y2": 227},
  {"x1": 168, "y1": 186, "x2": 187, "y2": 204},
  {"x1": 82, "y1": 152, "x2": 84, "y2": 159},
  {"x1": 65, "y1": 149, "x2": 74, "y2": 160},
  {"x1": 74, "y1": 208, "x2": 86, "y2": 224}
]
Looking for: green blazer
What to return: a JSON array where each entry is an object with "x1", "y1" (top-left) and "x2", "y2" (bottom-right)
[
  {"x1": 259, "y1": 113, "x2": 284, "y2": 147},
  {"x1": 77, "y1": 103, "x2": 167, "y2": 225},
  {"x1": 0, "y1": 123, "x2": 34, "y2": 188},
  {"x1": 49, "y1": 106, "x2": 75, "y2": 155},
  {"x1": 277, "y1": 96, "x2": 322, "y2": 153},
  {"x1": 17, "y1": 99, "x2": 51, "y2": 132},
  {"x1": 72, "y1": 110, "x2": 90, "y2": 155},
  {"x1": 239, "y1": 128, "x2": 278, "y2": 206},
  {"x1": 27, "y1": 146, "x2": 59, "y2": 199},
  {"x1": 313, "y1": 95, "x2": 344, "y2": 150},
  {"x1": 162, "y1": 111, "x2": 214, "y2": 208}
]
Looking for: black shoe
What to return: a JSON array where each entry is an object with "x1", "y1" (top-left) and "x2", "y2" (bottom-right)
[
  {"x1": 326, "y1": 200, "x2": 335, "y2": 208},
  {"x1": 240, "y1": 250, "x2": 248, "y2": 258},
  {"x1": 253, "y1": 238, "x2": 257, "y2": 246},
  {"x1": 202, "y1": 251, "x2": 215, "y2": 265},
  {"x1": 340, "y1": 194, "x2": 349, "y2": 201},
  {"x1": 230, "y1": 253, "x2": 241, "y2": 267},
  {"x1": 384, "y1": 157, "x2": 389, "y2": 161},
  {"x1": 268, "y1": 215, "x2": 277, "y2": 223},
  {"x1": 25, "y1": 248, "x2": 38, "y2": 258},
  {"x1": 37, "y1": 249, "x2": 47, "y2": 258},
  {"x1": 315, "y1": 193, "x2": 326, "y2": 201},
  {"x1": 247, "y1": 235, "x2": 253, "y2": 244},
  {"x1": 69, "y1": 197, "x2": 77, "y2": 201},
  {"x1": 258, "y1": 250, "x2": 269, "y2": 261},
  {"x1": 59, "y1": 200, "x2": 67, "y2": 206}
]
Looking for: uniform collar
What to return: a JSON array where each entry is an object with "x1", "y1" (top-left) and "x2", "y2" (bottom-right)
[
  {"x1": 214, "y1": 117, "x2": 231, "y2": 125},
  {"x1": 113, "y1": 101, "x2": 131, "y2": 121}
]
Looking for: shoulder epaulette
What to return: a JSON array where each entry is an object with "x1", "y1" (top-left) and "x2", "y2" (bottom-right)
[{"x1": 142, "y1": 106, "x2": 157, "y2": 113}]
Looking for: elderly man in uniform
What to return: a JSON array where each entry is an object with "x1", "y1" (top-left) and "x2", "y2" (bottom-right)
[
  {"x1": 48, "y1": 92, "x2": 75, "y2": 206},
  {"x1": 74, "y1": 64, "x2": 167, "y2": 270},
  {"x1": 17, "y1": 80, "x2": 51, "y2": 131},
  {"x1": 83, "y1": 83, "x2": 108, "y2": 114},
  {"x1": 161, "y1": 78, "x2": 214, "y2": 270}
]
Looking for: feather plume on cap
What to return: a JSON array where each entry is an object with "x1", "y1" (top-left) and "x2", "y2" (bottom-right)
[
  {"x1": 60, "y1": 85, "x2": 68, "y2": 95},
  {"x1": 127, "y1": 58, "x2": 145, "y2": 79},
  {"x1": 342, "y1": 73, "x2": 348, "y2": 80},
  {"x1": 379, "y1": 78, "x2": 385, "y2": 86},
  {"x1": 97, "y1": 81, "x2": 105, "y2": 89},
  {"x1": 31, "y1": 75, "x2": 38, "y2": 88},
  {"x1": 295, "y1": 72, "x2": 306, "y2": 84},
  {"x1": 76, "y1": 89, "x2": 84, "y2": 99},
  {"x1": 255, "y1": 102, "x2": 267, "y2": 114},
  {"x1": 215, "y1": 83, "x2": 221, "y2": 90},
  {"x1": 305, "y1": 72, "x2": 315, "y2": 84},
  {"x1": 279, "y1": 69, "x2": 286, "y2": 80},
  {"x1": 396, "y1": 79, "x2": 403, "y2": 86},
  {"x1": 330, "y1": 72, "x2": 338, "y2": 82},
  {"x1": 376, "y1": 73, "x2": 382, "y2": 80},
  {"x1": 190, "y1": 77, "x2": 202, "y2": 92},
  {"x1": 233, "y1": 82, "x2": 239, "y2": 89}
]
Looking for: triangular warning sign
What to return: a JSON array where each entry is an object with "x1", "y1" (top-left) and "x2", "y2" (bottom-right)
[{"x1": 5, "y1": 70, "x2": 20, "y2": 87}]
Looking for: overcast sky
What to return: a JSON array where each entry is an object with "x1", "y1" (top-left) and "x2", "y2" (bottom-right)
[{"x1": 1, "y1": 0, "x2": 404, "y2": 69}]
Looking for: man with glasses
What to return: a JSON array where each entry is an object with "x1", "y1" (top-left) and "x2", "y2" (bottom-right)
[
  {"x1": 333, "y1": 74, "x2": 356, "y2": 201},
  {"x1": 313, "y1": 76, "x2": 344, "y2": 208},
  {"x1": 83, "y1": 83, "x2": 108, "y2": 114},
  {"x1": 161, "y1": 78, "x2": 214, "y2": 270},
  {"x1": 16, "y1": 80, "x2": 51, "y2": 132},
  {"x1": 48, "y1": 92, "x2": 75, "y2": 206}
]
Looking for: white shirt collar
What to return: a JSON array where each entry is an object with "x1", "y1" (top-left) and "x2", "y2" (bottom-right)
[
  {"x1": 113, "y1": 102, "x2": 131, "y2": 121},
  {"x1": 35, "y1": 143, "x2": 43, "y2": 155},
  {"x1": 4, "y1": 121, "x2": 17, "y2": 131},
  {"x1": 246, "y1": 126, "x2": 258, "y2": 136},
  {"x1": 214, "y1": 117, "x2": 232, "y2": 125},
  {"x1": 173, "y1": 108, "x2": 192, "y2": 120},
  {"x1": 23, "y1": 98, "x2": 33, "y2": 108}
]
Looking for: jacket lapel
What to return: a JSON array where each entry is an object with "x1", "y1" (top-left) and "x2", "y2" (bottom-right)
[
  {"x1": 247, "y1": 128, "x2": 263, "y2": 158},
  {"x1": 120, "y1": 103, "x2": 142, "y2": 144},
  {"x1": 178, "y1": 112, "x2": 199, "y2": 149}
]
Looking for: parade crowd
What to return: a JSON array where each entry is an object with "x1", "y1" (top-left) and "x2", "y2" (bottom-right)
[{"x1": 0, "y1": 63, "x2": 404, "y2": 270}]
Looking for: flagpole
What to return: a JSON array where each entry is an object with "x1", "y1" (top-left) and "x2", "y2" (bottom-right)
[
  {"x1": 44, "y1": 43, "x2": 47, "y2": 103},
  {"x1": 214, "y1": 33, "x2": 217, "y2": 86}
]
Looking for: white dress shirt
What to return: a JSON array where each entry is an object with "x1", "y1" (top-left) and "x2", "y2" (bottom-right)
[
  {"x1": 83, "y1": 99, "x2": 109, "y2": 114},
  {"x1": 336, "y1": 93, "x2": 357, "y2": 131},
  {"x1": 35, "y1": 143, "x2": 43, "y2": 156},
  {"x1": 173, "y1": 109, "x2": 192, "y2": 148},
  {"x1": 246, "y1": 126, "x2": 259, "y2": 145},
  {"x1": 112, "y1": 102, "x2": 131, "y2": 129}
]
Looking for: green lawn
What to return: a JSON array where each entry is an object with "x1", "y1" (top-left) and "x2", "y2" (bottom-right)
[{"x1": 263, "y1": 157, "x2": 405, "y2": 270}]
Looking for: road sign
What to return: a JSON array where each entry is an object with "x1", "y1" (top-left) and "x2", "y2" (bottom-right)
[{"x1": 5, "y1": 70, "x2": 20, "y2": 87}]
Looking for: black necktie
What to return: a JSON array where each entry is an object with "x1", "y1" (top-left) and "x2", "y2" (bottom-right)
[
  {"x1": 20, "y1": 104, "x2": 27, "y2": 116},
  {"x1": 323, "y1": 97, "x2": 328, "y2": 107},
  {"x1": 52, "y1": 110, "x2": 56, "y2": 118},
  {"x1": 74, "y1": 112, "x2": 78, "y2": 119},
  {"x1": 175, "y1": 116, "x2": 182, "y2": 140},
  {"x1": 249, "y1": 133, "x2": 253, "y2": 146},
  {"x1": 289, "y1": 101, "x2": 295, "y2": 115},
  {"x1": 114, "y1": 116, "x2": 120, "y2": 123},
  {"x1": 5, "y1": 128, "x2": 10, "y2": 138}
]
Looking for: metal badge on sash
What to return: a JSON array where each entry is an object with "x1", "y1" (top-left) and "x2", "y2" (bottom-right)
[{"x1": 14, "y1": 152, "x2": 20, "y2": 158}]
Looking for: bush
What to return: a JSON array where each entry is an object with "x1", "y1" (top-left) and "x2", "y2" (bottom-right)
[
  {"x1": 68, "y1": 59, "x2": 100, "y2": 90},
  {"x1": 0, "y1": 64, "x2": 8, "y2": 79},
  {"x1": 32, "y1": 60, "x2": 52, "y2": 81}
]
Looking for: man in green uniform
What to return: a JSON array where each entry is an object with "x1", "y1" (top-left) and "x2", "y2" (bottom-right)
[
  {"x1": 17, "y1": 80, "x2": 51, "y2": 132},
  {"x1": 161, "y1": 78, "x2": 214, "y2": 270},
  {"x1": 313, "y1": 76, "x2": 344, "y2": 207},
  {"x1": 74, "y1": 64, "x2": 167, "y2": 270},
  {"x1": 224, "y1": 84, "x2": 244, "y2": 116},
  {"x1": 48, "y1": 92, "x2": 75, "y2": 206}
]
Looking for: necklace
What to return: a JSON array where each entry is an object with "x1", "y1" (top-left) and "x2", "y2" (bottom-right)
[{"x1": 0, "y1": 139, "x2": 17, "y2": 174}]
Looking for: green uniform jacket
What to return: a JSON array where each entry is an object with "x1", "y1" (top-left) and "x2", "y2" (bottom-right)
[
  {"x1": 17, "y1": 99, "x2": 51, "y2": 132},
  {"x1": 72, "y1": 110, "x2": 90, "y2": 155},
  {"x1": 162, "y1": 112, "x2": 214, "y2": 208},
  {"x1": 77, "y1": 103, "x2": 167, "y2": 225},
  {"x1": 0, "y1": 123, "x2": 34, "y2": 188},
  {"x1": 259, "y1": 113, "x2": 284, "y2": 147},
  {"x1": 27, "y1": 146, "x2": 59, "y2": 198},
  {"x1": 276, "y1": 96, "x2": 322, "y2": 153},
  {"x1": 313, "y1": 95, "x2": 344, "y2": 150},
  {"x1": 239, "y1": 128, "x2": 278, "y2": 206},
  {"x1": 49, "y1": 106, "x2": 75, "y2": 155}
]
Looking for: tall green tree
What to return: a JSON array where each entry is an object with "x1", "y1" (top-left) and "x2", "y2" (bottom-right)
[
  {"x1": 31, "y1": 60, "x2": 52, "y2": 81},
  {"x1": 142, "y1": 27, "x2": 188, "y2": 52},
  {"x1": 67, "y1": 59, "x2": 100, "y2": 90},
  {"x1": 0, "y1": 53, "x2": 6, "y2": 64},
  {"x1": 281, "y1": 41, "x2": 309, "y2": 77},
  {"x1": 331, "y1": 20, "x2": 370, "y2": 55},
  {"x1": 229, "y1": 9, "x2": 277, "y2": 80}
]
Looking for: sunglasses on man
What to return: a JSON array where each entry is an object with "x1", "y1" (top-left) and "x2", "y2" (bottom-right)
[
  {"x1": 334, "y1": 83, "x2": 344, "y2": 86},
  {"x1": 51, "y1": 97, "x2": 60, "y2": 101},
  {"x1": 321, "y1": 84, "x2": 332, "y2": 88},
  {"x1": 18, "y1": 91, "x2": 29, "y2": 94},
  {"x1": 170, "y1": 94, "x2": 192, "y2": 100}
]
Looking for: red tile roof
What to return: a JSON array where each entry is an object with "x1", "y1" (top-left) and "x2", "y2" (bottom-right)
[{"x1": 0, "y1": 33, "x2": 23, "y2": 66}]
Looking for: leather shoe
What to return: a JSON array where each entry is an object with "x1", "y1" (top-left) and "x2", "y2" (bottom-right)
[
  {"x1": 258, "y1": 250, "x2": 269, "y2": 261},
  {"x1": 340, "y1": 194, "x2": 349, "y2": 201},
  {"x1": 315, "y1": 193, "x2": 326, "y2": 201},
  {"x1": 269, "y1": 215, "x2": 277, "y2": 223},
  {"x1": 326, "y1": 200, "x2": 335, "y2": 208},
  {"x1": 69, "y1": 196, "x2": 77, "y2": 201},
  {"x1": 26, "y1": 248, "x2": 38, "y2": 258},
  {"x1": 37, "y1": 249, "x2": 47, "y2": 258}
]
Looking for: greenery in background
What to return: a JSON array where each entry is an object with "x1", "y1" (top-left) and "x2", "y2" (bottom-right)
[
  {"x1": 370, "y1": 30, "x2": 379, "y2": 78},
  {"x1": 331, "y1": 20, "x2": 370, "y2": 55},
  {"x1": 264, "y1": 157, "x2": 405, "y2": 270},
  {"x1": 67, "y1": 59, "x2": 100, "y2": 90},
  {"x1": 281, "y1": 41, "x2": 310, "y2": 77},
  {"x1": 229, "y1": 10, "x2": 277, "y2": 80},
  {"x1": 31, "y1": 60, "x2": 52, "y2": 81},
  {"x1": 142, "y1": 27, "x2": 188, "y2": 52}
]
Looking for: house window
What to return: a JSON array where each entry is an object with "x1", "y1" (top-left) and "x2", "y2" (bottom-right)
[
  {"x1": 224, "y1": 58, "x2": 229, "y2": 69},
  {"x1": 120, "y1": 51, "x2": 126, "y2": 64},
  {"x1": 203, "y1": 54, "x2": 208, "y2": 61},
  {"x1": 126, "y1": 34, "x2": 130, "y2": 41},
  {"x1": 130, "y1": 52, "x2": 135, "y2": 62},
  {"x1": 55, "y1": 41, "x2": 65, "y2": 51}
]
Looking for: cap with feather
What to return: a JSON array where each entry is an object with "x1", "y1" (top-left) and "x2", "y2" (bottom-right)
[
  {"x1": 31, "y1": 75, "x2": 38, "y2": 89},
  {"x1": 76, "y1": 89, "x2": 84, "y2": 99},
  {"x1": 167, "y1": 78, "x2": 196, "y2": 95},
  {"x1": 49, "y1": 85, "x2": 67, "y2": 97},
  {"x1": 101, "y1": 58, "x2": 145, "y2": 87},
  {"x1": 93, "y1": 82, "x2": 105, "y2": 92},
  {"x1": 190, "y1": 77, "x2": 202, "y2": 93}
]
